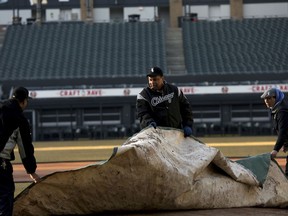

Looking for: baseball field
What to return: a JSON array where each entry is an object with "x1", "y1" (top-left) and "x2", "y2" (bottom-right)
[{"x1": 12, "y1": 134, "x2": 288, "y2": 216}]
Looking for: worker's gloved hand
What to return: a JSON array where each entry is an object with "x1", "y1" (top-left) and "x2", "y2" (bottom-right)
[
  {"x1": 29, "y1": 173, "x2": 41, "y2": 183},
  {"x1": 270, "y1": 150, "x2": 278, "y2": 159},
  {"x1": 149, "y1": 122, "x2": 157, "y2": 129},
  {"x1": 183, "y1": 126, "x2": 192, "y2": 137},
  {"x1": 282, "y1": 145, "x2": 288, "y2": 153}
]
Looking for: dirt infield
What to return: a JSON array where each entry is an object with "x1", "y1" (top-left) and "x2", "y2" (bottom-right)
[{"x1": 13, "y1": 158, "x2": 286, "y2": 183}]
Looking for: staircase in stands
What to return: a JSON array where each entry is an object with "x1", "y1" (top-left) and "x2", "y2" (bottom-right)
[{"x1": 165, "y1": 27, "x2": 187, "y2": 75}]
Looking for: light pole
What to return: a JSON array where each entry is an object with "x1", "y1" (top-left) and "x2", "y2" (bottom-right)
[
  {"x1": 12, "y1": 0, "x2": 21, "y2": 25},
  {"x1": 35, "y1": 0, "x2": 42, "y2": 25}
]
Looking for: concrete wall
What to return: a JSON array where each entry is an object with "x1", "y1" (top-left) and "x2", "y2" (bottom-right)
[
  {"x1": 46, "y1": 9, "x2": 60, "y2": 21},
  {"x1": 0, "y1": 9, "x2": 31, "y2": 25},
  {"x1": 243, "y1": 2, "x2": 288, "y2": 18},
  {"x1": 93, "y1": 8, "x2": 110, "y2": 22},
  {"x1": 186, "y1": 2, "x2": 287, "y2": 20},
  {"x1": 124, "y1": 7, "x2": 155, "y2": 22}
]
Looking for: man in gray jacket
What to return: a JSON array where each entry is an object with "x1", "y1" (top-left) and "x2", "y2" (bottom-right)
[{"x1": 136, "y1": 67, "x2": 193, "y2": 137}]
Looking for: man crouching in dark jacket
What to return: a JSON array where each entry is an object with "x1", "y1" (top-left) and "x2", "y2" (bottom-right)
[
  {"x1": 0, "y1": 87, "x2": 40, "y2": 216},
  {"x1": 136, "y1": 66, "x2": 194, "y2": 137}
]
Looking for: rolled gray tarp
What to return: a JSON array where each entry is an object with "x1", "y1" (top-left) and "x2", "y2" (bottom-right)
[{"x1": 13, "y1": 127, "x2": 288, "y2": 216}]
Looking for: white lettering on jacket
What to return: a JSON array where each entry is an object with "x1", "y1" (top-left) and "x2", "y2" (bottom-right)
[{"x1": 151, "y1": 92, "x2": 174, "y2": 106}]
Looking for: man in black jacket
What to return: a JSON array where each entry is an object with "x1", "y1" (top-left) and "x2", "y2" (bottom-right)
[
  {"x1": 0, "y1": 87, "x2": 40, "y2": 216},
  {"x1": 136, "y1": 67, "x2": 193, "y2": 137},
  {"x1": 261, "y1": 87, "x2": 288, "y2": 177}
]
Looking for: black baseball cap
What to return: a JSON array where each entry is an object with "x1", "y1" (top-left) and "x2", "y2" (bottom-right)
[
  {"x1": 146, "y1": 67, "x2": 163, "y2": 77},
  {"x1": 260, "y1": 88, "x2": 276, "y2": 99},
  {"x1": 12, "y1": 87, "x2": 32, "y2": 101}
]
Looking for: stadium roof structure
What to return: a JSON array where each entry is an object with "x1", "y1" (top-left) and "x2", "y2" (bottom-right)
[{"x1": 0, "y1": 0, "x2": 287, "y2": 10}]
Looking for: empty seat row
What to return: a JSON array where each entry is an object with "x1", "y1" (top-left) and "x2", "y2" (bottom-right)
[
  {"x1": 0, "y1": 21, "x2": 167, "y2": 81},
  {"x1": 182, "y1": 18, "x2": 288, "y2": 75}
]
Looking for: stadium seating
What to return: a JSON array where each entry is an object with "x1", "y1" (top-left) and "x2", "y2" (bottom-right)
[
  {"x1": 182, "y1": 18, "x2": 288, "y2": 75},
  {"x1": 0, "y1": 21, "x2": 167, "y2": 80},
  {"x1": 1, "y1": 18, "x2": 287, "y2": 80}
]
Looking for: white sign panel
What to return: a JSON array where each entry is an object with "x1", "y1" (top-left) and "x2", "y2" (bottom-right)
[{"x1": 28, "y1": 84, "x2": 288, "y2": 99}]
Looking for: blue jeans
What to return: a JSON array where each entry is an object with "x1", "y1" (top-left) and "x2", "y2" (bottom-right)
[{"x1": 0, "y1": 159, "x2": 14, "y2": 216}]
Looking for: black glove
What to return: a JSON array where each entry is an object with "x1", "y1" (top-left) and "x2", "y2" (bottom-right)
[
  {"x1": 149, "y1": 122, "x2": 157, "y2": 129},
  {"x1": 183, "y1": 126, "x2": 192, "y2": 137}
]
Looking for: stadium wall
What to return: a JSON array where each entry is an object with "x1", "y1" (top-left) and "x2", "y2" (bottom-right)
[{"x1": 16, "y1": 82, "x2": 286, "y2": 141}]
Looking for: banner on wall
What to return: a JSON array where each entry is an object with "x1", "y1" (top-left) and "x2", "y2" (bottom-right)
[{"x1": 27, "y1": 84, "x2": 288, "y2": 99}]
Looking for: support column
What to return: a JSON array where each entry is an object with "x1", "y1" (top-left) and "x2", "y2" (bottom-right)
[
  {"x1": 230, "y1": 0, "x2": 243, "y2": 20},
  {"x1": 35, "y1": 0, "x2": 42, "y2": 25},
  {"x1": 169, "y1": 0, "x2": 183, "y2": 28},
  {"x1": 80, "y1": 0, "x2": 94, "y2": 22}
]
